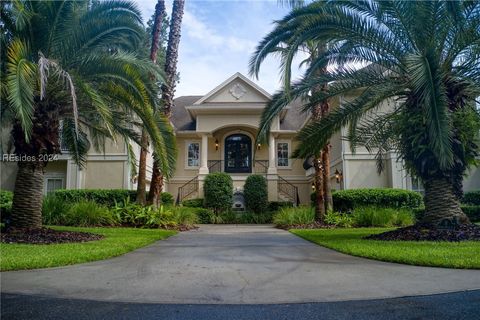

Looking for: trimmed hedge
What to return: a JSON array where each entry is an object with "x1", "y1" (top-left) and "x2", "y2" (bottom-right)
[
  {"x1": 0, "y1": 190, "x2": 13, "y2": 222},
  {"x1": 182, "y1": 198, "x2": 204, "y2": 208},
  {"x1": 331, "y1": 188, "x2": 423, "y2": 212},
  {"x1": 53, "y1": 189, "x2": 136, "y2": 207},
  {"x1": 463, "y1": 191, "x2": 480, "y2": 206},
  {"x1": 268, "y1": 201, "x2": 293, "y2": 212},
  {"x1": 204, "y1": 173, "x2": 233, "y2": 213},
  {"x1": 413, "y1": 205, "x2": 480, "y2": 223},
  {"x1": 244, "y1": 175, "x2": 268, "y2": 214},
  {"x1": 160, "y1": 192, "x2": 174, "y2": 205}
]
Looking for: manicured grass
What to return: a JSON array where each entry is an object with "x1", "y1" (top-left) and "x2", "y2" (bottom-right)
[
  {"x1": 1, "y1": 227, "x2": 176, "y2": 271},
  {"x1": 291, "y1": 228, "x2": 480, "y2": 269}
]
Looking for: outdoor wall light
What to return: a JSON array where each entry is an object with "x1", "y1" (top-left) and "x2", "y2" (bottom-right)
[
  {"x1": 215, "y1": 139, "x2": 219, "y2": 151},
  {"x1": 311, "y1": 182, "x2": 315, "y2": 191},
  {"x1": 334, "y1": 169, "x2": 343, "y2": 183},
  {"x1": 257, "y1": 143, "x2": 261, "y2": 150}
]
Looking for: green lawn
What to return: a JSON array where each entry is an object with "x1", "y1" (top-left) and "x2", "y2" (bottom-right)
[
  {"x1": 291, "y1": 228, "x2": 480, "y2": 269},
  {"x1": 1, "y1": 227, "x2": 176, "y2": 271}
]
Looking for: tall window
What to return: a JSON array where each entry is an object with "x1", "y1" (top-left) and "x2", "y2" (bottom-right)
[
  {"x1": 186, "y1": 142, "x2": 200, "y2": 167},
  {"x1": 277, "y1": 142, "x2": 289, "y2": 167}
]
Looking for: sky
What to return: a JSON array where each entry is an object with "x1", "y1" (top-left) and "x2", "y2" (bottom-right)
[{"x1": 136, "y1": 0, "x2": 306, "y2": 97}]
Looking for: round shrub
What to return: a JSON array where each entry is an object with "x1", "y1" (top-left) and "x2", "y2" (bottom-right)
[
  {"x1": 160, "y1": 192, "x2": 174, "y2": 205},
  {"x1": 203, "y1": 173, "x2": 233, "y2": 213},
  {"x1": 182, "y1": 198, "x2": 204, "y2": 208},
  {"x1": 332, "y1": 188, "x2": 423, "y2": 212},
  {"x1": 244, "y1": 175, "x2": 268, "y2": 214}
]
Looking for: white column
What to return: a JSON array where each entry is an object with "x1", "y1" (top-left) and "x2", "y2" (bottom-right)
[
  {"x1": 268, "y1": 134, "x2": 277, "y2": 174},
  {"x1": 199, "y1": 134, "x2": 209, "y2": 175}
]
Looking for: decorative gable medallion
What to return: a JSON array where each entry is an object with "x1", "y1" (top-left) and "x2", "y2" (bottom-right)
[{"x1": 229, "y1": 83, "x2": 247, "y2": 100}]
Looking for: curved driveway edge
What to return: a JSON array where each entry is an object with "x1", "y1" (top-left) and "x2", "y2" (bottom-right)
[{"x1": 2, "y1": 225, "x2": 480, "y2": 304}]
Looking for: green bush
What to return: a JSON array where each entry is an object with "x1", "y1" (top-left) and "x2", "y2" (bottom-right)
[
  {"x1": 64, "y1": 201, "x2": 118, "y2": 226},
  {"x1": 161, "y1": 192, "x2": 174, "y2": 205},
  {"x1": 463, "y1": 191, "x2": 480, "y2": 206},
  {"x1": 194, "y1": 208, "x2": 215, "y2": 224},
  {"x1": 244, "y1": 175, "x2": 268, "y2": 214},
  {"x1": 238, "y1": 212, "x2": 273, "y2": 224},
  {"x1": 182, "y1": 198, "x2": 204, "y2": 208},
  {"x1": 268, "y1": 201, "x2": 293, "y2": 212},
  {"x1": 352, "y1": 206, "x2": 414, "y2": 227},
  {"x1": 332, "y1": 188, "x2": 423, "y2": 212},
  {"x1": 324, "y1": 211, "x2": 354, "y2": 228},
  {"x1": 53, "y1": 189, "x2": 136, "y2": 207},
  {"x1": 215, "y1": 211, "x2": 236, "y2": 224},
  {"x1": 0, "y1": 190, "x2": 13, "y2": 222},
  {"x1": 413, "y1": 205, "x2": 480, "y2": 223},
  {"x1": 170, "y1": 206, "x2": 199, "y2": 226},
  {"x1": 42, "y1": 194, "x2": 72, "y2": 225},
  {"x1": 204, "y1": 173, "x2": 233, "y2": 213},
  {"x1": 273, "y1": 206, "x2": 315, "y2": 227}
]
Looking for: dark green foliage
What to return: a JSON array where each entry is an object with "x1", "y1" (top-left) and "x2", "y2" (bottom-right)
[
  {"x1": 160, "y1": 192, "x2": 174, "y2": 205},
  {"x1": 463, "y1": 191, "x2": 480, "y2": 206},
  {"x1": 42, "y1": 194, "x2": 72, "y2": 225},
  {"x1": 53, "y1": 189, "x2": 136, "y2": 207},
  {"x1": 0, "y1": 190, "x2": 13, "y2": 222},
  {"x1": 182, "y1": 198, "x2": 204, "y2": 208},
  {"x1": 65, "y1": 201, "x2": 118, "y2": 226},
  {"x1": 413, "y1": 206, "x2": 480, "y2": 223},
  {"x1": 332, "y1": 189, "x2": 423, "y2": 212},
  {"x1": 244, "y1": 175, "x2": 268, "y2": 214},
  {"x1": 204, "y1": 173, "x2": 233, "y2": 213},
  {"x1": 238, "y1": 212, "x2": 273, "y2": 224},
  {"x1": 352, "y1": 207, "x2": 415, "y2": 227},
  {"x1": 324, "y1": 211, "x2": 353, "y2": 228},
  {"x1": 268, "y1": 201, "x2": 293, "y2": 212},
  {"x1": 194, "y1": 208, "x2": 215, "y2": 224}
]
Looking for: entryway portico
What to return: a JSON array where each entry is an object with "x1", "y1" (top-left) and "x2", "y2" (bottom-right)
[{"x1": 169, "y1": 73, "x2": 308, "y2": 205}]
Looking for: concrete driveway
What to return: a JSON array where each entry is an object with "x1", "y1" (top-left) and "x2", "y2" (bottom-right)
[{"x1": 2, "y1": 225, "x2": 480, "y2": 304}]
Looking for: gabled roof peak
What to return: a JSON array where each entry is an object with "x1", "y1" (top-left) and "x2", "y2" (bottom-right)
[{"x1": 193, "y1": 72, "x2": 272, "y2": 105}]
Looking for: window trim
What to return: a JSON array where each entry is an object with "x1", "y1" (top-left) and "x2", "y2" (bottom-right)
[
  {"x1": 276, "y1": 139, "x2": 291, "y2": 168},
  {"x1": 44, "y1": 176, "x2": 65, "y2": 195},
  {"x1": 185, "y1": 140, "x2": 201, "y2": 169}
]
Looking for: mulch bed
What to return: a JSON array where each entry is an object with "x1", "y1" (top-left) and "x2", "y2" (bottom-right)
[
  {"x1": 277, "y1": 222, "x2": 335, "y2": 230},
  {"x1": 1, "y1": 227, "x2": 104, "y2": 244},
  {"x1": 365, "y1": 223, "x2": 480, "y2": 242}
]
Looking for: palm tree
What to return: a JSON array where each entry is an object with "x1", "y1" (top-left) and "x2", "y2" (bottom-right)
[
  {"x1": 147, "y1": 0, "x2": 185, "y2": 207},
  {"x1": 137, "y1": 0, "x2": 167, "y2": 205},
  {"x1": 251, "y1": 0, "x2": 333, "y2": 221},
  {"x1": 1, "y1": 0, "x2": 176, "y2": 229},
  {"x1": 251, "y1": 0, "x2": 480, "y2": 227}
]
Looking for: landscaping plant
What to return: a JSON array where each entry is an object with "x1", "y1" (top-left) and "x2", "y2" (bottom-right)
[
  {"x1": 203, "y1": 173, "x2": 233, "y2": 214},
  {"x1": 244, "y1": 175, "x2": 268, "y2": 214},
  {"x1": 273, "y1": 206, "x2": 315, "y2": 228}
]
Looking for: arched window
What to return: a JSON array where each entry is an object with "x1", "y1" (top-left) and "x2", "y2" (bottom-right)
[{"x1": 224, "y1": 134, "x2": 252, "y2": 173}]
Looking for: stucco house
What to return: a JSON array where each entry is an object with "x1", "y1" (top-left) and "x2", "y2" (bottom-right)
[{"x1": 1, "y1": 72, "x2": 479, "y2": 202}]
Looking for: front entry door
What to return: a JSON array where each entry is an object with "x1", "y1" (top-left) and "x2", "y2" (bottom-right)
[{"x1": 225, "y1": 134, "x2": 252, "y2": 173}]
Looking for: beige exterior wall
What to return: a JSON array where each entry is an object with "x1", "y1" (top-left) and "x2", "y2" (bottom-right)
[{"x1": 84, "y1": 161, "x2": 126, "y2": 189}]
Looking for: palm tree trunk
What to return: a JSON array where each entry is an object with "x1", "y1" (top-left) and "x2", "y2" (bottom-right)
[
  {"x1": 136, "y1": 129, "x2": 149, "y2": 205},
  {"x1": 322, "y1": 144, "x2": 332, "y2": 212},
  {"x1": 137, "y1": 0, "x2": 166, "y2": 205},
  {"x1": 313, "y1": 155, "x2": 326, "y2": 222},
  {"x1": 148, "y1": 0, "x2": 184, "y2": 206},
  {"x1": 10, "y1": 162, "x2": 45, "y2": 229},
  {"x1": 422, "y1": 177, "x2": 470, "y2": 226}
]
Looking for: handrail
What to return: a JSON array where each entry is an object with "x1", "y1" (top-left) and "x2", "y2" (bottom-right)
[
  {"x1": 254, "y1": 160, "x2": 269, "y2": 174},
  {"x1": 278, "y1": 175, "x2": 299, "y2": 206},
  {"x1": 176, "y1": 176, "x2": 198, "y2": 204},
  {"x1": 207, "y1": 160, "x2": 269, "y2": 174}
]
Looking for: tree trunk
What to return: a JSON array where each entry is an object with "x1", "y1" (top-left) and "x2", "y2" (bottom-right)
[
  {"x1": 148, "y1": 0, "x2": 184, "y2": 206},
  {"x1": 322, "y1": 144, "x2": 332, "y2": 212},
  {"x1": 10, "y1": 162, "x2": 45, "y2": 229},
  {"x1": 313, "y1": 155, "x2": 325, "y2": 222},
  {"x1": 137, "y1": 0, "x2": 166, "y2": 205},
  {"x1": 136, "y1": 129, "x2": 149, "y2": 205},
  {"x1": 422, "y1": 177, "x2": 470, "y2": 226}
]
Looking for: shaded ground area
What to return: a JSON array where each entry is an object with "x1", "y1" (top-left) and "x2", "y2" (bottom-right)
[
  {"x1": 2, "y1": 290, "x2": 480, "y2": 320},
  {"x1": 366, "y1": 223, "x2": 480, "y2": 241},
  {"x1": 1, "y1": 227, "x2": 103, "y2": 244},
  {"x1": 2, "y1": 225, "x2": 480, "y2": 304}
]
